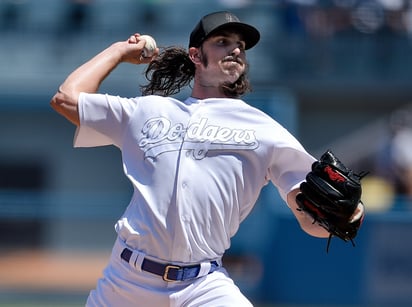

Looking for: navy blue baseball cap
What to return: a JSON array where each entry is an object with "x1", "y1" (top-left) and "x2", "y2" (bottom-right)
[{"x1": 189, "y1": 11, "x2": 260, "y2": 50}]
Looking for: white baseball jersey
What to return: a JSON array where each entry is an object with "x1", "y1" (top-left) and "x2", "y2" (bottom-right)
[{"x1": 74, "y1": 93, "x2": 315, "y2": 264}]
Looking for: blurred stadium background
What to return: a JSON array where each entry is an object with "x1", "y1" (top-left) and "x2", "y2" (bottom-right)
[{"x1": 1, "y1": 0, "x2": 412, "y2": 306}]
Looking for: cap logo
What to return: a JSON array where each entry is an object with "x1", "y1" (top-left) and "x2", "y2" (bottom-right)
[{"x1": 225, "y1": 13, "x2": 237, "y2": 22}]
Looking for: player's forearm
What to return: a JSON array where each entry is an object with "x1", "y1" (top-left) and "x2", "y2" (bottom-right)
[
  {"x1": 50, "y1": 36, "x2": 156, "y2": 126},
  {"x1": 287, "y1": 189, "x2": 330, "y2": 238},
  {"x1": 59, "y1": 42, "x2": 124, "y2": 97},
  {"x1": 49, "y1": 43, "x2": 123, "y2": 126},
  {"x1": 294, "y1": 208, "x2": 331, "y2": 238}
]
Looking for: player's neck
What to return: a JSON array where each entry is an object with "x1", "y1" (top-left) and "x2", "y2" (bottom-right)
[{"x1": 191, "y1": 83, "x2": 228, "y2": 100}]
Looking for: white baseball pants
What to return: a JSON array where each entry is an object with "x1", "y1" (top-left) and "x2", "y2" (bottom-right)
[{"x1": 86, "y1": 237, "x2": 253, "y2": 307}]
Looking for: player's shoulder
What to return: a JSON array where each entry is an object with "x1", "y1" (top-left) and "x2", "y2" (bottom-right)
[
  {"x1": 134, "y1": 95, "x2": 184, "y2": 105},
  {"x1": 237, "y1": 98, "x2": 279, "y2": 122}
]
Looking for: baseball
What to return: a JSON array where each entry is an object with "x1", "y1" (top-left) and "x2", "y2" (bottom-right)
[{"x1": 140, "y1": 35, "x2": 157, "y2": 58}]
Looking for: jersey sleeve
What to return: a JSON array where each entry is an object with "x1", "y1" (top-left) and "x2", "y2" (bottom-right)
[
  {"x1": 73, "y1": 93, "x2": 137, "y2": 148},
  {"x1": 267, "y1": 128, "x2": 316, "y2": 202}
]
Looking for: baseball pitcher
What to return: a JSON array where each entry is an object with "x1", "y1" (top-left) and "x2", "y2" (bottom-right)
[{"x1": 50, "y1": 11, "x2": 365, "y2": 307}]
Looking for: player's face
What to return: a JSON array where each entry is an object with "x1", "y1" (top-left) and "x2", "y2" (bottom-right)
[{"x1": 197, "y1": 32, "x2": 247, "y2": 87}]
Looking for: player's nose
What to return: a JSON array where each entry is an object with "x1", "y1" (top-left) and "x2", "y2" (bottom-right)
[{"x1": 231, "y1": 47, "x2": 241, "y2": 56}]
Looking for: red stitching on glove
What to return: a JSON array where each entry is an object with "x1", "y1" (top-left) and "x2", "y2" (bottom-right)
[
  {"x1": 324, "y1": 165, "x2": 345, "y2": 182},
  {"x1": 303, "y1": 199, "x2": 326, "y2": 219}
]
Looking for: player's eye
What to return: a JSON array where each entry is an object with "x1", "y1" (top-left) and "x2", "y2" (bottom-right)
[{"x1": 216, "y1": 38, "x2": 227, "y2": 45}]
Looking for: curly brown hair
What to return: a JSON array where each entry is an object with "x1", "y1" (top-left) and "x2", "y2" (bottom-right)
[{"x1": 141, "y1": 46, "x2": 252, "y2": 98}]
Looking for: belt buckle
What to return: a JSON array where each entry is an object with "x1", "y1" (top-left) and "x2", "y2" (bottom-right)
[{"x1": 163, "y1": 265, "x2": 181, "y2": 282}]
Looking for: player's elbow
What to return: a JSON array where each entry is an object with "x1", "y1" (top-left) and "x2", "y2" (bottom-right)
[{"x1": 50, "y1": 90, "x2": 80, "y2": 126}]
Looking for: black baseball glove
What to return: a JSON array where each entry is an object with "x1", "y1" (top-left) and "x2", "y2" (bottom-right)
[{"x1": 296, "y1": 150, "x2": 367, "y2": 252}]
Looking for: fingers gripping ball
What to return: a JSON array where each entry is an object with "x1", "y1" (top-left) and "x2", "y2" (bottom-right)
[
  {"x1": 140, "y1": 35, "x2": 157, "y2": 58},
  {"x1": 296, "y1": 150, "x2": 367, "y2": 252}
]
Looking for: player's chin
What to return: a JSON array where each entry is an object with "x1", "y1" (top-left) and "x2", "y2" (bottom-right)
[
  {"x1": 228, "y1": 74, "x2": 242, "y2": 85},
  {"x1": 222, "y1": 70, "x2": 243, "y2": 84}
]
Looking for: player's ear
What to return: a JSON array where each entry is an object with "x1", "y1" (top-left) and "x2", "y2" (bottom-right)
[{"x1": 189, "y1": 47, "x2": 201, "y2": 64}]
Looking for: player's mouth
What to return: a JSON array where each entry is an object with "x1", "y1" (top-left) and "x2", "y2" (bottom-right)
[{"x1": 222, "y1": 56, "x2": 243, "y2": 65}]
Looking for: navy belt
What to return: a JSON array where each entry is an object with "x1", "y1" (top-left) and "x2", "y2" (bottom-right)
[{"x1": 120, "y1": 248, "x2": 219, "y2": 282}]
